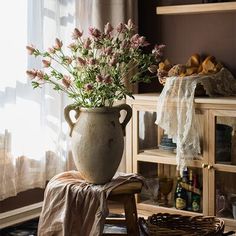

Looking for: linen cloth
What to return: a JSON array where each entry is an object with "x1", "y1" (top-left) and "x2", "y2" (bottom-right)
[
  {"x1": 155, "y1": 68, "x2": 236, "y2": 173},
  {"x1": 37, "y1": 171, "x2": 143, "y2": 236}
]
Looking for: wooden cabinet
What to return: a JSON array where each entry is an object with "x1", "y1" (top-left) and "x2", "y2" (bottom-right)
[{"x1": 126, "y1": 93, "x2": 236, "y2": 230}]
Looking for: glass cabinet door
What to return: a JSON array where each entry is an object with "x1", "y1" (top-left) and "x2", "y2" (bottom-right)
[
  {"x1": 132, "y1": 105, "x2": 207, "y2": 215},
  {"x1": 138, "y1": 161, "x2": 204, "y2": 214},
  {"x1": 209, "y1": 110, "x2": 236, "y2": 226}
]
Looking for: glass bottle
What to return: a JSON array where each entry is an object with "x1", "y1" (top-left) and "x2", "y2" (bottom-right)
[
  {"x1": 174, "y1": 174, "x2": 187, "y2": 210},
  {"x1": 192, "y1": 173, "x2": 201, "y2": 212},
  {"x1": 187, "y1": 170, "x2": 193, "y2": 211}
]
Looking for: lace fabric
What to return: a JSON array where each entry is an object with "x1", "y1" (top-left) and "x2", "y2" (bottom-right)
[{"x1": 155, "y1": 68, "x2": 236, "y2": 173}]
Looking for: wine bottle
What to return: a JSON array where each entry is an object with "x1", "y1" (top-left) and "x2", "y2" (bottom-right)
[
  {"x1": 187, "y1": 170, "x2": 193, "y2": 211},
  {"x1": 192, "y1": 173, "x2": 201, "y2": 212},
  {"x1": 181, "y1": 168, "x2": 189, "y2": 190},
  {"x1": 174, "y1": 174, "x2": 188, "y2": 210}
]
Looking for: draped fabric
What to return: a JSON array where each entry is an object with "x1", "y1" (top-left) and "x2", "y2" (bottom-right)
[{"x1": 0, "y1": 0, "x2": 138, "y2": 200}]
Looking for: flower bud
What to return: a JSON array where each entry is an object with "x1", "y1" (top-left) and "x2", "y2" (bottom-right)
[
  {"x1": 68, "y1": 43, "x2": 77, "y2": 51},
  {"x1": 126, "y1": 19, "x2": 135, "y2": 30},
  {"x1": 42, "y1": 59, "x2": 51, "y2": 68},
  {"x1": 84, "y1": 83, "x2": 93, "y2": 91},
  {"x1": 36, "y1": 70, "x2": 45, "y2": 80},
  {"x1": 48, "y1": 47, "x2": 56, "y2": 54},
  {"x1": 54, "y1": 38, "x2": 63, "y2": 50},
  {"x1": 152, "y1": 44, "x2": 166, "y2": 58},
  {"x1": 104, "y1": 75, "x2": 112, "y2": 84},
  {"x1": 83, "y1": 38, "x2": 91, "y2": 49},
  {"x1": 104, "y1": 22, "x2": 113, "y2": 35},
  {"x1": 109, "y1": 57, "x2": 117, "y2": 66},
  {"x1": 77, "y1": 57, "x2": 86, "y2": 66},
  {"x1": 72, "y1": 28, "x2": 83, "y2": 39},
  {"x1": 138, "y1": 36, "x2": 149, "y2": 47},
  {"x1": 89, "y1": 58, "x2": 96, "y2": 65},
  {"x1": 96, "y1": 75, "x2": 103, "y2": 82},
  {"x1": 26, "y1": 45, "x2": 35, "y2": 55},
  {"x1": 116, "y1": 23, "x2": 125, "y2": 33},
  {"x1": 26, "y1": 69, "x2": 37, "y2": 79},
  {"x1": 62, "y1": 75, "x2": 72, "y2": 88},
  {"x1": 89, "y1": 27, "x2": 101, "y2": 38}
]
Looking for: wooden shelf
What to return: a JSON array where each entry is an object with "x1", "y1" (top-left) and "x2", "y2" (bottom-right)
[
  {"x1": 137, "y1": 152, "x2": 203, "y2": 168},
  {"x1": 137, "y1": 202, "x2": 202, "y2": 216},
  {"x1": 156, "y1": 2, "x2": 236, "y2": 15}
]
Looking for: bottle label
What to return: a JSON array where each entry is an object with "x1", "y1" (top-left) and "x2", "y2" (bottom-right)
[
  {"x1": 176, "y1": 198, "x2": 186, "y2": 210},
  {"x1": 192, "y1": 200, "x2": 200, "y2": 212}
]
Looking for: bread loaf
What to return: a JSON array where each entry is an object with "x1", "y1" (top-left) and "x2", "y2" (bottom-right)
[{"x1": 186, "y1": 53, "x2": 201, "y2": 67}]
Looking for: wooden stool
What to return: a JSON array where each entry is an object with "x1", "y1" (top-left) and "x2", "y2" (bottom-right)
[{"x1": 103, "y1": 181, "x2": 142, "y2": 236}]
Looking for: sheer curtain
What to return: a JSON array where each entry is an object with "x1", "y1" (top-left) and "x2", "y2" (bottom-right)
[
  {"x1": 0, "y1": 0, "x2": 76, "y2": 200},
  {"x1": 0, "y1": 0, "x2": 138, "y2": 201}
]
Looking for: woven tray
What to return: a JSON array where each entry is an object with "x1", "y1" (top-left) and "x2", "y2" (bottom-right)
[{"x1": 140, "y1": 213, "x2": 225, "y2": 236}]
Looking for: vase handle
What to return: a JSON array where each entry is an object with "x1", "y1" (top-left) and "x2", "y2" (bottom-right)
[
  {"x1": 64, "y1": 104, "x2": 80, "y2": 137},
  {"x1": 117, "y1": 104, "x2": 132, "y2": 136}
]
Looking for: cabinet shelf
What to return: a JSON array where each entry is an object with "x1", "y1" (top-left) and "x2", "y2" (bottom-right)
[
  {"x1": 156, "y1": 2, "x2": 236, "y2": 15},
  {"x1": 137, "y1": 202, "x2": 202, "y2": 217},
  {"x1": 137, "y1": 151, "x2": 202, "y2": 168}
]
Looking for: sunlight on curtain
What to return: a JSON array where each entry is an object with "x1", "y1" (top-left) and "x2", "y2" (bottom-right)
[{"x1": 0, "y1": 0, "x2": 76, "y2": 200}]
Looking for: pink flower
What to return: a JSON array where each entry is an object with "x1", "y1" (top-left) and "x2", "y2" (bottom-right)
[
  {"x1": 96, "y1": 75, "x2": 103, "y2": 82},
  {"x1": 89, "y1": 27, "x2": 101, "y2": 38},
  {"x1": 84, "y1": 83, "x2": 93, "y2": 91},
  {"x1": 104, "y1": 22, "x2": 113, "y2": 35},
  {"x1": 26, "y1": 69, "x2": 37, "y2": 79},
  {"x1": 77, "y1": 57, "x2": 86, "y2": 66},
  {"x1": 42, "y1": 59, "x2": 51, "y2": 68},
  {"x1": 62, "y1": 75, "x2": 72, "y2": 88},
  {"x1": 126, "y1": 19, "x2": 135, "y2": 30},
  {"x1": 48, "y1": 47, "x2": 56, "y2": 54},
  {"x1": 88, "y1": 58, "x2": 96, "y2": 65},
  {"x1": 36, "y1": 70, "x2": 45, "y2": 80},
  {"x1": 116, "y1": 23, "x2": 125, "y2": 33},
  {"x1": 68, "y1": 43, "x2": 77, "y2": 51},
  {"x1": 104, "y1": 75, "x2": 112, "y2": 84},
  {"x1": 54, "y1": 38, "x2": 63, "y2": 50},
  {"x1": 26, "y1": 45, "x2": 35, "y2": 55},
  {"x1": 72, "y1": 28, "x2": 83, "y2": 40},
  {"x1": 138, "y1": 36, "x2": 149, "y2": 47},
  {"x1": 83, "y1": 38, "x2": 92, "y2": 49},
  {"x1": 152, "y1": 44, "x2": 166, "y2": 58}
]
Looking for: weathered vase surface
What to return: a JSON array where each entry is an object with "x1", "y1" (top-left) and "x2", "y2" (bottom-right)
[{"x1": 64, "y1": 104, "x2": 132, "y2": 184}]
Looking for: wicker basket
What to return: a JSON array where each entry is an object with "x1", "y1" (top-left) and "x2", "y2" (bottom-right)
[{"x1": 144, "y1": 213, "x2": 225, "y2": 236}]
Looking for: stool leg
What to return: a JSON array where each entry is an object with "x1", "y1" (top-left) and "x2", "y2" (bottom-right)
[{"x1": 123, "y1": 194, "x2": 140, "y2": 236}]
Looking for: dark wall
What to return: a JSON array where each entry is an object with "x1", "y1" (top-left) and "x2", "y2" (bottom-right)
[
  {"x1": 0, "y1": 188, "x2": 44, "y2": 213},
  {"x1": 138, "y1": 0, "x2": 236, "y2": 93}
]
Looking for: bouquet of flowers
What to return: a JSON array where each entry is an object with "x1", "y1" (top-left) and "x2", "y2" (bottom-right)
[{"x1": 26, "y1": 19, "x2": 165, "y2": 108}]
